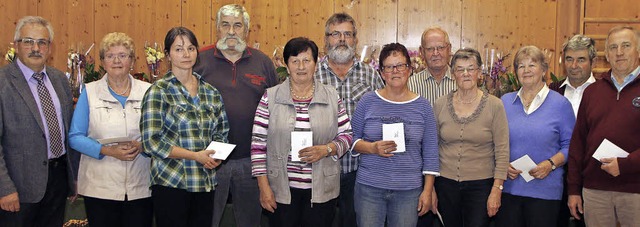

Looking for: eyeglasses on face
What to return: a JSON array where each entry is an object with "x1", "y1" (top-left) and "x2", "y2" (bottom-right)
[
  {"x1": 16, "y1": 38, "x2": 50, "y2": 48},
  {"x1": 381, "y1": 63, "x2": 409, "y2": 73},
  {"x1": 326, "y1": 31, "x2": 354, "y2": 39},
  {"x1": 424, "y1": 45, "x2": 449, "y2": 53},
  {"x1": 104, "y1": 53, "x2": 131, "y2": 62},
  {"x1": 453, "y1": 67, "x2": 479, "y2": 74}
]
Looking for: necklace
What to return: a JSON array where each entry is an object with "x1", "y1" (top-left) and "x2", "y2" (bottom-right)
[
  {"x1": 107, "y1": 77, "x2": 131, "y2": 96},
  {"x1": 290, "y1": 82, "x2": 315, "y2": 100},
  {"x1": 456, "y1": 90, "x2": 479, "y2": 104},
  {"x1": 521, "y1": 96, "x2": 533, "y2": 108}
]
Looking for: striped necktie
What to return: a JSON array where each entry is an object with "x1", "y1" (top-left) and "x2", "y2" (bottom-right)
[{"x1": 32, "y1": 72, "x2": 64, "y2": 158}]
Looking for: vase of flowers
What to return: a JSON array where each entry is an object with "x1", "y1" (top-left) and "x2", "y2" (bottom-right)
[{"x1": 144, "y1": 42, "x2": 164, "y2": 82}]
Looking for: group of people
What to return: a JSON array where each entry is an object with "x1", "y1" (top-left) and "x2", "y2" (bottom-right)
[{"x1": 0, "y1": 3, "x2": 638, "y2": 227}]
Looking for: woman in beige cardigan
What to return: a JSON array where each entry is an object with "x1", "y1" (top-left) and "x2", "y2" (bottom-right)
[{"x1": 432, "y1": 48, "x2": 510, "y2": 227}]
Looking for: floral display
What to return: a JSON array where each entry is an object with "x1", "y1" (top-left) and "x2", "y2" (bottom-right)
[
  {"x1": 63, "y1": 219, "x2": 89, "y2": 227},
  {"x1": 408, "y1": 49, "x2": 425, "y2": 73},
  {"x1": 144, "y1": 42, "x2": 164, "y2": 81},
  {"x1": 4, "y1": 45, "x2": 15, "y2": 63},
  {"x1": 481, "y1": 52, "x2": 519, "y2": 98}
]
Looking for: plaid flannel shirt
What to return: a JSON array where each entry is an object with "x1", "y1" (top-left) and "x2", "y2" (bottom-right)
[
  {"x1": 315, "y1": 58, "x2": 384, "y2": 173},
  {"x1": 141, "y1": 72, "x2": 229, "y2": 192}
]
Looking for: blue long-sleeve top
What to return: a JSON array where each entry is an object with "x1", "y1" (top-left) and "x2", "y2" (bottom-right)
[
  {"x1": 351, "y1": 91, "x2": 439, "y2": 190},
  {"x1": 501, "y1": 90, "x2": 575, "y2": 200},
  {"x1": 69, "y1": 87, "x2": 127, "y2": 159}
]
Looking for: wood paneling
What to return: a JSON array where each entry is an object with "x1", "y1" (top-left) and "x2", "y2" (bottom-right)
[{"x1": 1, "y1": 0, "x2": 638, "y2": 76}]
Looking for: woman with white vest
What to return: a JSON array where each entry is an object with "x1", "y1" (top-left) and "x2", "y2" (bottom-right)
[
  {"x1": 250, "y1": 37, "x2": 353, "y2": 227},
  {"x1": 69, "y1": 32, "x2": 152, "y2": 227}
]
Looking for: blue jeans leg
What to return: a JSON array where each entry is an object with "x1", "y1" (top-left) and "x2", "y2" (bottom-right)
[
  {"x1": 212, "y1": 158, "x2": 261, "y2": 227},
  {"x1": 355, "y1": 182, "x2": 421, "y2": 227}
]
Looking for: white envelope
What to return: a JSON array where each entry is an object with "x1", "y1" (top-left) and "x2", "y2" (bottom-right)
[
  {"x1": 510, "y1": 155, "x2": 538, "y2": 182},
  {"x1": 97, "y1": 137, "x2": 132, "y2": 145},
  {"x1": 382, "y1": 123, "x2": 405, "y2": 153},
  {"x1": 206, "y1": 141, "x2": 236, "y2": 160},
  {"x1": 592, "y1": 138, "x2": 629, "y2": 161},
  {"x1": 291, "y1": 131, "x2": 313, "y2": 162}
]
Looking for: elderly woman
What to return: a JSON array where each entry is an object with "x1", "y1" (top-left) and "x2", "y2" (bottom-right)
[
  {"x1": 250, "y1": 37, "x2": 352, "y2": 227},
  {"x1": 140, "y1": 27, "x2": 229, "y2": 227},
  {"x1": 69, "y1": 32, "x2": 152, "y2": 227},
  {"x1": 433, "y1": 48, "x2": 509, "y2": 227},
  {"x1": 351, "y1": 43, "x2": 438, "y2": 226},
  {"x1": 495, "y1": 46, "x2": 575, "y2": 227}
]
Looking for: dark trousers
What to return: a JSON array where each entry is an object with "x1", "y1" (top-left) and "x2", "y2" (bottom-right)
[
  {"x1": 84, "y1": 196, "x2": 153, "y2": 227},
  {"x1": 557, "y1": 165, "x2": 585, "y2": 227},
  {"x1": 435, "y1": 177, "x2": 493, "y2": 227},
  {"x1": 268, "y1": 188, "x2": 337, "y2": 227},
  {"x1": 494, "y1": 193, "x2": 561, "y2": 227},
  {"x1": 338, "y1": 171, "x2": 357, "y2": 227},
  {"x1": 151, "y1": 185, "x2": 214, "y2": 227},
  {"x1": 0, "y1": 156, "x2": 68, "y2": 227}
]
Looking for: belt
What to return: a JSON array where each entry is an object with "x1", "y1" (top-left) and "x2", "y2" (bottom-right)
[{"x1": 48, "y1": 154, "x2": 67, "y2": 168}]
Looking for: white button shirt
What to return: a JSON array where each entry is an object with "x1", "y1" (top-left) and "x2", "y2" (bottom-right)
[{"x1": 560, "y1": 74, "x2": 596, "y2": 117}]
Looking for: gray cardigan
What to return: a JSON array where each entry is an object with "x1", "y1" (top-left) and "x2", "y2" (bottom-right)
[{"x1": 265, "y1": 78, "x2": 342, "y2": 204}]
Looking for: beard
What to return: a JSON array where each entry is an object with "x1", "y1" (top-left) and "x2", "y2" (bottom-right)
[
  {"x1": 327, "y1": 43, "x2": 356, "y2": 64},
  {"x1": 217, "y1": 35, "x2": 247, "y2": 52}
]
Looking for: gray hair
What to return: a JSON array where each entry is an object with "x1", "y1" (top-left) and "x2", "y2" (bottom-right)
[
  {"x1": 324, "y1": 13, "x2": 357, "y2": 38},
  {"x1": 216, "y1": 4, "x2": 250, "y2": 33},
  {"x1": 14, "y1": 16, "x2": 54, "y2": 41},
  {"x1": 562, "y1": 34, "x2": 596, "y2": 63},
  {"x1": 605, "y1": 26, "x2": 640, "y2": 52},
  {"x1": 450, "y1": 48, "x2": 482, "y2": 71}
]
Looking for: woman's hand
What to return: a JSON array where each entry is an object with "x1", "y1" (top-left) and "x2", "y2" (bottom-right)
[
  {"x1": 529, "y1": 160, "x2": 553, "y2": 179},
  {"x1": 194, "y1": 150, "x2": 221, "y2": 169},
  {"x1": 257, "y1": 177, "x2": 277, "y2": 213},
  {"x1": 507, "y1": 164, "x2": 522, "y2": 180},
  {"x1": 102, "y1": 143, "x2": 139, "y2": 161},
  {"x1": 417, "y1": 189, "x2": 432, "y2": 216},
  {"x1": 371, "y1": 140, "x2": 396, "y2": 157},
  {"x1": 430, "y1": 189, "x2": 439, "y2": 214},
  {"x1": 299, "y1": 145, "x2": 328, "y2": 164},
  {"x1": 487, "y1": 187, "x2": 502, "y2": 217}
]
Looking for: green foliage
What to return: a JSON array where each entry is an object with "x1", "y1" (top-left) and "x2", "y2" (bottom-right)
[
  {"x1": 550, "y1": 72, "x2": 560, "y2": 83},
  {"x1": 276, "y1": 66, "x2": 289, "y2": 83},
  {"x1": 83, "y1": 63, "x2": 105, "y2": 83}
]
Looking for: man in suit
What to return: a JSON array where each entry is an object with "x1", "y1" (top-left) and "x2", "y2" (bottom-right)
[
  {"x1": 0, "y1": 16, "x2": 75, "y2": 227},
  {"x1": 549, "y1": 34, "x2": 596, "y2": 227}
]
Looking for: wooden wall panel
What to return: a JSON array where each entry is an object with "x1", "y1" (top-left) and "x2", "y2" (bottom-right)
[
  {"x1": 555, "y1": 0, "x2": 582, "y2": 78},
  {"x1": 39, "y1": 0, "x2": 94, "y2": 74},
  {"x1": 462, "y1": 0, "x2": 558, "y2": 74},
  {"x1": 183, "y1": 0, "x2": 214, "y2": 46},
  {"x1": 0, "y1": 0, "x2": 38, "y2": 67},
  {"x1": 398, "y1": 0, "x2": 462, "y2": 50},
  {"x1": 338, "y1": 0, "x2": 397, "y2": 56}
]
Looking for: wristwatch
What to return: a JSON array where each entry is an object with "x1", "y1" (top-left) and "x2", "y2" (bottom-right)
[
  {"x1": 493, "y1": 185, "x2": 503, "y2": 191},
  {"x1": 326, "y1": 145, "x2": 332, "y2": 157},
  {"x1": 547, "y1": 159, "x2": 557, "y2": 171}
]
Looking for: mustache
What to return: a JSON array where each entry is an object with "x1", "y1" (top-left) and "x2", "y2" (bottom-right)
[{"x1": 28, "y1": 51, "x2": 43, "y2": 58}]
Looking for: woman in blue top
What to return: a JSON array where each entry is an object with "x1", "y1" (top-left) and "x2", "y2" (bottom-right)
[
  {"x1": 495, "y1": 46, "x2": 575, "y2": 227},
  {"x1": 351, "y1": 43, "x2": 439, "y2": 227}
]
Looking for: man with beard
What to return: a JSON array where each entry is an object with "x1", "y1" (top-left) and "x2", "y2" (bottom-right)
[
  {"x1": 194, "y1": 4, "x2": 278, "y2": 227},
  {"x1": 315, "y1": 13, "x2": 384, "y2": 227},
  {"x1": 0, "y1": 16, "x2": 76, "y2": 227},
  {"x1": 408, "y1": 27, "x2": 457, "y2": 107},
  {"x1": 549, "y1": 34, "x2": 596, "y2": 227}
]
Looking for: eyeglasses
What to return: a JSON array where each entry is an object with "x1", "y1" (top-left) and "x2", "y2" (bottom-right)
[
  {"x1": 104, "y1": 53, "x2": 131, "y2": 62},
  {"x1": 381, "y1": 63, "x2": 410, "y2": 73},
  {"x1": 453, "y1": 67, "x2": 479, "y2": 74},
  {"x1": 424, "y1": 45, "x2": 449, "y2": 53},
  {"x1": 326, "y1": 31, "x2": 355, "y2": 39},
  {"x1": 16, "y1": 38, "x2": 50, "y2": 48}
]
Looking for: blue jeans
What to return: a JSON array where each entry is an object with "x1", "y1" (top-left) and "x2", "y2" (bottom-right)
[
  {"x1": 354, "y1": 182, "x2": 422, "y2": 227},
  {"x1": 211, "y1": 157, "x2": 261, "y2": 227}
]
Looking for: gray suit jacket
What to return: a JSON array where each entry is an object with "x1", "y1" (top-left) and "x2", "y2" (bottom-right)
[{"x1": 0, "y1": 61, "x2": 77, "y2": 203}]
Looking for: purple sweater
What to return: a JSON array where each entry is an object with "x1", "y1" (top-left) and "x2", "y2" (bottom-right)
[
  {"x1": 351, "y1": 91, "x2": 439, "y2": 190},
  {"x1": 501, "y1": 91, "x2": 575, "y2": 200}
]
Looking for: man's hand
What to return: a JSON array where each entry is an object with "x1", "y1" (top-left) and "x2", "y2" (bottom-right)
[
  {"x1": 568, "y1": 195, "x2": 583, "y2": 220},
  {"x1": 0, "y1": 192, "x2": 20, "y2": 212},
  {"x1": 600, "y1": 158, "x2": 620, "y2": 177}
]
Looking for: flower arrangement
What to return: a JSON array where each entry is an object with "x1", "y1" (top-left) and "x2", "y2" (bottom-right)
[
  {"x1": 144, "y1": 42, "x2": 164, "y2": 81},
  {"x1": 4, "y1": 45, "x2": 15, "y2": 63},
  {"x1": 408, "y1": 49, "x2": 426, "y2": 73},
  {"x1": 272, "y1": 46, "x2": 288, "y2": 83},
  {"x1": 481, "y1": 53, "x2": 520, "y2": 98},
  {"x1": 63, "y1": 219, "x2": 89, "y2": 227},
  {"x1": 66, "y1": 44, "x2": 103, "y2": 102}
]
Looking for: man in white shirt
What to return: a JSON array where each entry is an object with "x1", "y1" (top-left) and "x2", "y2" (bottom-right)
[
  {"x1": 549, "y1": 34, "x2": 597, "y2": 227},
  {"x1": 549, "y1": 34, "x2": 597, "y2": 117}
]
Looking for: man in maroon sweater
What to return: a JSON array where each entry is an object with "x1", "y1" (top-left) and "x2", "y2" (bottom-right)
[{"x1": 567, "y1": 26, "x2": 640, "y2": 226}]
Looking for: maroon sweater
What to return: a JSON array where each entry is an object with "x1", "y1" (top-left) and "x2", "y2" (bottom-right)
[{"x1": 567, "y1": 70, "x2": 640, "y2": 195}]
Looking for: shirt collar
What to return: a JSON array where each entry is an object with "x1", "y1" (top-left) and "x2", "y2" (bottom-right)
[
  {"x1": 514, "y1": 84, "x2": 550, "y2": 114},
  {"x1": 560, "y1": 73, "x2": 596, "y2": 90},
  {"x1": 418, "y1": 68, "x2": 453, "y2": 81}
]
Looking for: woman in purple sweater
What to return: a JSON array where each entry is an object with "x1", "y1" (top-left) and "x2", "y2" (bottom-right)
[
  {"x1": 495, "y1": 46, "x2": 576, "y2": 227},
  {"x1": 351, "y1": 43, "x2": 439, "y2": 226}
]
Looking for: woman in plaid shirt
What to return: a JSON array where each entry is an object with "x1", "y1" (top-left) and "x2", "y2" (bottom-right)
[{"x1": 140, "y1": 27, "x2": 229, "y2": 227}]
